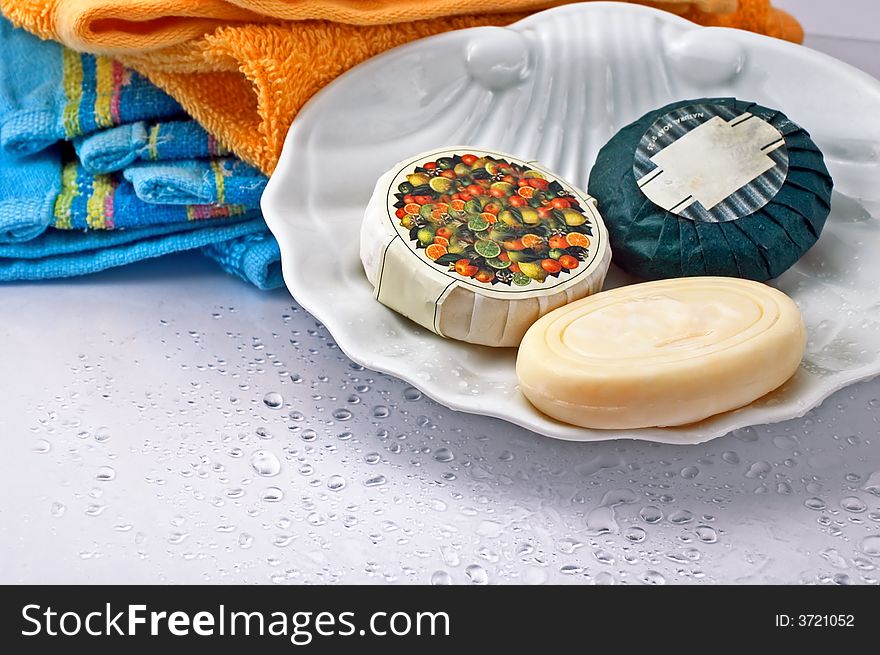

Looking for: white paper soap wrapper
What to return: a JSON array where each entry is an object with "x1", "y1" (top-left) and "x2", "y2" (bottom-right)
[{"x1": 361, "y1": 147, "x2": 612, "y2": 347}]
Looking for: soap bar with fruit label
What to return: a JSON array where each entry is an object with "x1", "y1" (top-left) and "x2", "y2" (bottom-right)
[
  {"x1": 516, "y1": 277, "x2": 806, "y2": 428},
  {"x1": 360, "y1": 147, "x2": 612, "y2": 347}
]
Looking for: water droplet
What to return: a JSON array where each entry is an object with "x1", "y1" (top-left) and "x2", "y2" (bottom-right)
[
  {"x1": 333, "y1": 408, "x2": 352, "y2": 421},
  {"x1": 680, "y1": 466, "x2": 699, "y2": 479},
  {"x1": 238, "y1": 533, "x2": 254, "y2": 549},
  {"x1": 624, "y1": 526, "x2": 647, "y2": 543},
  {"x1": 261, "y1": 487, "x2": 284, "y2": 503},
  {"x1": 593, "y1": 549, "x2": 615, "y2": 565},
  {"x1": 32, "y1": 439, "x2": 51, "y2": 454},
  {"x1": 557, "y1": 538, "x2": 583, "y2": 554},
  {"x1": 263, "y1": 392, "x2": 283, "y2": 409},
  {"x1": 327, "y1": 475, "x2": 346, "y2": 491},
  {"x1": 273, "y1": 534, "x2": 295, "y2": 547},
  {"x1": 167, "y1": 531, "x2": 189, "y2": 545},
  {"x1": 773, "y1": 435, "x2": 798, "y2": 450},
  {"x1": 372, "y1": 405, "x2": 390, "y2": 418},
  {"x1": 641, "y1": 570, "x2": 666, "y2": 585},
  {"x1": 721, "y1": 450, "x2": 740, "y2": 465},
  {"x1": 433, "y1": 447, "x2": 454, "y2": 462},
  {"x1": 430, "y1": 570, "x2": 453, "y2": 585},
  {"x1": 300, "y1": 428, "x2": 317, "y2": 442},
  {"x1": 404, "y1": 387, "x2": 423, "y2": 401},
  {"x1": 594, "y1": 571, "x2": 616, "y2": 585},
  {"x1": 290, "y1": 373, "x2": 303, "y2": 384},
  {"x1": 862, "y1": 471, "x2": 880, "y2": 496},
  {"x1": 441, "y1": 545, "x2": 461, "y2": 566},
  {"x1": 85, "y1": 503, "x2": 105, "y2": 517},
  {"x1": 364, "y1": 452, "x2": 380, "y2": 464},
  {"x1": 50, "y1": 502, "x2": 65, "y2": 518},
  {"x1": 94, "y1": 426, "x2": 112, "y2": 443},
  {"x1": 521, "y1": 567, "x2": 548, "y2": 585},
  {"x1": 745, "y1": 461, "x2": 771, "y2": 479},
  {"x1": 574, "y1": 454, "x2": 624, "y2": 477},
  {"x1": 853, "y1": 556, "x2": 875, "y2": 571},
  {"x1": 733, "y1": 426, "x2": 759, "y2": 442},
  {"x1": 465, "y1": 564, "x2": 488, "y2": 585},
  {"x1": 250, "y1": 450, "x2": 281, "y2": 477},
  {"x1": 639, "y1": 506, "x2": 663, "y2": 524},
  {"x1": 695, "y1": 525, "x2": 718, "y2": 543},
  {"x1": 364, "y1": 475, "x2": 387, "y2": 487},
  {"x1": 819, "y1": 548, "x2": 848, "y2": 569},
  {"x1": 860, "y1": 535, "x2": 880, "y2": 557},
  {"x1": 95, "y1": 466, "x2": 116, "y2": 482},
  {"x1": 840, "y1": 496, "x2": 867, "y2": 513},
  {"x1": 804, "y1": 497, "x2": 827, "y2": 511},
  {"x1": 585, "y1": 489, "x2": 637, "y2": 535},
  {"x1": 669, "y1": 509, "x2": 694, "y2": 525}
]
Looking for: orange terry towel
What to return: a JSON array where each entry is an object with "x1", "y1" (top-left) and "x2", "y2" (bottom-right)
[{"x1": 1, "y1": 1, "x2": 803, "y2": 174}]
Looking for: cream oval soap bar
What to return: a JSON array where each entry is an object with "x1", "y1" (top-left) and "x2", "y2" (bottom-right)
[
  {"x1": 516, "y1": 277, "x2": 806, "y2": 428},
  {"x1": 361, "y1": 147, "x2": 611, "y2": 347}
]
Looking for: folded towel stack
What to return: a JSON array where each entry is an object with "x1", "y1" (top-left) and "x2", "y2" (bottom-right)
[
  {"x1": 0, "y1": 0, "x2": 803, "y2": 289},
  {"x1": 0, "y1": 18, "x2": 282, "y2": 288},
  {"x1": 1, "y1": 1, "x2": 803, "y2": 175}
]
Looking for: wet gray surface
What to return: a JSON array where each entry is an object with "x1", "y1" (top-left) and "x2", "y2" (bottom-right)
[{"x1": 2, "y1": 254, "x2": 878, "y2": 584}]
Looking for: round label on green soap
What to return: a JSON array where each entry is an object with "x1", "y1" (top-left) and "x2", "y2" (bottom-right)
[{"x1": 633, "y1": 103, "x2": 789, "y2": 223}]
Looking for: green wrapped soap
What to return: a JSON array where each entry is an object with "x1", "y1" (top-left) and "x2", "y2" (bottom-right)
[{"x1": 588, "y1": 98, "x2": 833, "y2": 281}]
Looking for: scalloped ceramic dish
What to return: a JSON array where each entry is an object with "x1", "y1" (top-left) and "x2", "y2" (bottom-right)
[{"x1": 263, "y1": 2, "x2": 880, "y2": 444}]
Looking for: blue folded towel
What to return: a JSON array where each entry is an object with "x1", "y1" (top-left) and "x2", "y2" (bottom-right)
[
  {"x1": 123, "y1": 158, "x2": 266, "y2": 206},
  {"x1": 0, "y1": 16, "x2": 283, "y2": 290},
  {"x1": 0, "y1": 217, "x2": 269, "y2": 282},
  {"x1": 75, "y1": 119, "x2": 229, "y2": 173},
  {"x1": 53, "y1": 159, "x2": 250, "y2": 231},
  {"x1": 202, "y1": 230, "x2": 283, "y2": 291},
  {"x1": 0, "y1": 18, "x2": 182, "y2": 158},
  {"x1": 0, "y1": 145, "x2": 61, "y2": 243}
]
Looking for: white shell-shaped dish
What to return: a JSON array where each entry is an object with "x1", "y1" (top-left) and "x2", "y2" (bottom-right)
[{"x1": 263, "y1": 2, "x2": 880, "y2": 444}]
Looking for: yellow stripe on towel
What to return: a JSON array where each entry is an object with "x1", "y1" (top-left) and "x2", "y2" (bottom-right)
[
  {"x1": 86, "y1": 173, "x2": 114, "y2": 229},
  {"x1": 210, "y1": 160, "x2": 226, "y2": 205},
  {"x1": 94, "y1": 56, "x2": 115, "y2": 129},
  {"x1": 61, "y1": 50, "x2": 84, "y2": 138},
  {"x1": 147, "y1": 124, "x2": 160, "y2": 160},
  {"x1": 53, "y1": 161, "x2": 80, "y2": 230}
]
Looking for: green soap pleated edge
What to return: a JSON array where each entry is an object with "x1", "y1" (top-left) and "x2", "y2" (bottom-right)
[{"x1": 588, "y1": 97, "x2": 834, "y2": 281}]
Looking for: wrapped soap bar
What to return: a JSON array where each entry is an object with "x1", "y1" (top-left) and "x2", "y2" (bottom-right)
[
  {"x1": 361, "y1": 147, "x2": 611, "y2": 347},
  {"x1": 588, "y1": 98, "x2": 833, "y2": 281},
  {"x1": 516, "y1": 277, "x2": 806, "y2": 428}
]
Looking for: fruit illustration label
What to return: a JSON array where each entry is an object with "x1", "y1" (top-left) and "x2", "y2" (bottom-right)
[
  {"x1": 376, "y1": 148, "x2": 605, "y2": 305},
  {"x1": 633, "y1": 103, "x2": 789, "y2": 222}
]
